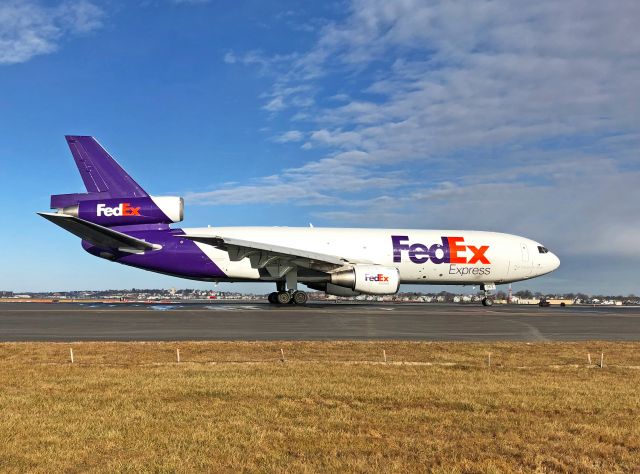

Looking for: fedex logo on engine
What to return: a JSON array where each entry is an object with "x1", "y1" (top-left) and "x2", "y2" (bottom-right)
[
  {"x1": 96, "y1": 203, "x2": 141, "y2": 217},
  {"x1": 392, "y1": 235, "x2": 490, "y2": 264},
  {"x1": 365, "y1": 273, "x2": 390, "y2": 283}
]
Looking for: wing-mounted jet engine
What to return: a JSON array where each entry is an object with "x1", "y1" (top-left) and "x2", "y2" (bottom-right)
[
  {"x1": 330, "y1": 265, "x2": 400, "y2": 294},
  {"x1": 305, "y1": 265, "x2": 401, "y2": 298}
]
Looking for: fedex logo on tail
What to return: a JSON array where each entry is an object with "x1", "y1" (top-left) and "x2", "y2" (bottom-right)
[
  {"x1": 96, "y1": 202, "x2": 141, "y2": 217},
  {"x1": 392, "y1": 235, "x2": 490, "y2": 264}
]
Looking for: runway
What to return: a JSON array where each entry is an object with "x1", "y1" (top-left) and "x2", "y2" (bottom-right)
[{"x1": 1, "y1": 302, "x2": 639, "y2": 342}]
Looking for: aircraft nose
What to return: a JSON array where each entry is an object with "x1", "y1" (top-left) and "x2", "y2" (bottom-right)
[{"x1": 550, "y1": 252, "x2": 560, "y2": 271}]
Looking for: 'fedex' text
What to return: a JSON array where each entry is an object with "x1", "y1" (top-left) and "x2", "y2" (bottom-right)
[
  {"x1": 365, "y1": 273, "x2": 390, "y2": 283},
  {"x1": 96, "y1": 202, "x2": 141, "y2": 217},
  {"x1": 392, "y1": 236, "x2": 490, "y2": 264}
]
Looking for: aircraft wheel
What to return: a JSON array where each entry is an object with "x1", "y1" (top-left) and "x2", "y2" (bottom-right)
[
  {"x1": 292, "y1": 291, "x2": 308, "y2": 305},
  {"x1": 276, "y1": 291, "x2": 292, "y2": 304},
  {"x1": 268, "y1": 292, "x2": 278, "y2": 304},
  {"x1": 482, "y1": 297, "x2": 493, "y2": 307}
]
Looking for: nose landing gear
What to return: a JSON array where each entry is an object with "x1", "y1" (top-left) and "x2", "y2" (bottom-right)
[{"x1": 481, "y1": 283, "x2": 496, "y2": 307}]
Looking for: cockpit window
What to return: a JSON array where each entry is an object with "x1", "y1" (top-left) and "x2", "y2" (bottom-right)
[{"x1": 537, "y1": 246, "x2": 549, "y2": 254}]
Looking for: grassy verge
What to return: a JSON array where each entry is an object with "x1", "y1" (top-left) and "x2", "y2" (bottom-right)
[{"x1": 0, "y1": 342, "x2": 638, "y2": 472}]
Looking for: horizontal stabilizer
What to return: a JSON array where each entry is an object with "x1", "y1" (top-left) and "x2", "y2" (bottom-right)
[{"x1": 38, "y1": 212, "x2": 160, "y2": 253}]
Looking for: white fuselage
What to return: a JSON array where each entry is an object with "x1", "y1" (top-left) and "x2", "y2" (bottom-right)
[{"x1": 185, "y1": 227, "x2": 560, "y2": 285}]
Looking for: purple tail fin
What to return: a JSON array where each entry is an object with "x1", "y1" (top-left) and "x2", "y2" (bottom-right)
[
  {"x1": 65, "y1": 136, "x2": 148, "y2": 197},
  {"x1": 51, "y1": 136, "x2": 149, "y2": 209},
  {"x1": 47, "y1": 136, "x2": 184, "y2": 227}
]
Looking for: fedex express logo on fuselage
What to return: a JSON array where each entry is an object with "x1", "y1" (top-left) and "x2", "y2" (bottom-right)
[
  {"x1": 96, "y1": 203, "x2": 141, "y2": 217},
  {"x1": 392, "y1": 235, "x2": 490, "y2": 264}
]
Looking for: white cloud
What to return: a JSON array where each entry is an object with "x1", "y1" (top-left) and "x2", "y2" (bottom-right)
[
  {"x1": 273, "y1": 130, "x2": 304, "y2": 143},
  {"x1": 185, "y1": 150, "x2": 405, "y2": 206},
  {"x1": 222, "y1": 49, "x2": 299, "y2": 75},
  {"x1": 262, "y1": 96, "x2": 285, "y2": 112},
  {"x1": 223, "y1": 51, "x2": 236, "y2": 64},
  {"x1": 0, "y1": 0, "x2": 104, "y2": 65},
  {"x1": 309, "y1": 129, "x2": 362, "y2": 149},
  {"x1": 271, "y1": 0, "x2": 640, "y2": 169}
]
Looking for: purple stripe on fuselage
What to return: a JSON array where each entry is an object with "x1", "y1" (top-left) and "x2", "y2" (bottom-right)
[{"x1": 81, "y1": 228, "x2": 226, "y2": 280}]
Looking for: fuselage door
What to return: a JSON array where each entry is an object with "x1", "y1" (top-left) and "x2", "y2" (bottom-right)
[
  {"x1": 520, "y1": 242, "x2": 534, "y2": 276},
  {"x1": 520, "y1": 242, "x2": 530, "y2": 262}
]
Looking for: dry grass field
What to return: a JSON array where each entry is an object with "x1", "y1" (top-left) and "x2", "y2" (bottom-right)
[{"x1": 0, "y1": 341, "x2": 639, "y2": 473}]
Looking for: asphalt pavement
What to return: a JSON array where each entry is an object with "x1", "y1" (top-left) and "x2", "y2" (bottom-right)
[{"x1": 0, "y1": 302, "x2": 638, "y2": 342}]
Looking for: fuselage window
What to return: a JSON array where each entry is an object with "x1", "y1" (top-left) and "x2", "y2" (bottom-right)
[{"x1": 537, "y1": 246, "x2": 549, "y2": 254}]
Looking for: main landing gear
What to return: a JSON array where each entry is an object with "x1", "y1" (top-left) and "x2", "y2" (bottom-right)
[
  {"x1": 268, "y1": 274, "x2": 308, "y2": 305},
  {"x1": 481, "y1": 283, "x2": 496, "y2": 307},
  {"x1": 268, "y1": 290, "x2": 308, "y2": 305}
]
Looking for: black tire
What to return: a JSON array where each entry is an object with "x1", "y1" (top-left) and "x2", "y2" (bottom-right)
[
  {"x1": 267, "y1": 292, "x2": 278, "y2": 304},
  {"x1": 276, "y1": 291, "x2": 292, "y2": 304},
  {"x1": 482, "y1": 298, "x2": 493, "y2": 307},
  {"x1": 292, "y1": 291, "x2": 308, "y2": 305}
]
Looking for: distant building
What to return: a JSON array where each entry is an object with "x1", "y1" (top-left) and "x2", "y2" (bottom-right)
[
  {"x1": 515, "y1": 298, "x2": 540, "y2": 305},
  {"x1": 547, "y1": 299, "x2": 574, "y2": 306}
]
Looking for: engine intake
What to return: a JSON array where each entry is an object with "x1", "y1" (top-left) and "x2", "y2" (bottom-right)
[{"x1": 330, "y1": 264, "x2": 400, "y2": 295}]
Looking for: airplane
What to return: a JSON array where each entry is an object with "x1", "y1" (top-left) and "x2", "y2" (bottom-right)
[{"x1": 39, "y1": 136, "x2": 560, "y2": 306}]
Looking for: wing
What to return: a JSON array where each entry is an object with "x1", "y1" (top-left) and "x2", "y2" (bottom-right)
[
  {"x1": 38, "y1": 212, "x2": 161, "y2": 254},
  {"x1": 180, "y1": 234, "x2": 359, "y2": 276}
]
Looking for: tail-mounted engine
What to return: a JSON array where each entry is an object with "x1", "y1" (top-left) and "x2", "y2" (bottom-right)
[{"x1": 54, "y1": 196, "x2": 184, "y2": 226}]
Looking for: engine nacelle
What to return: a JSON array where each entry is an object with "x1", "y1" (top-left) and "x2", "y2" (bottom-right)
[
  {"x1": 59, "y1": 196, "x2": 184, "y2": 226},
  {"x1": 330, "y1": 265, "x2": 400, "y2": 295}
]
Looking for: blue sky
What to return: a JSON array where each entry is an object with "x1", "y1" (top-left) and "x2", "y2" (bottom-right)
[{"x1": 1, "y1": 0, "x2": 639, "y2": 295}]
